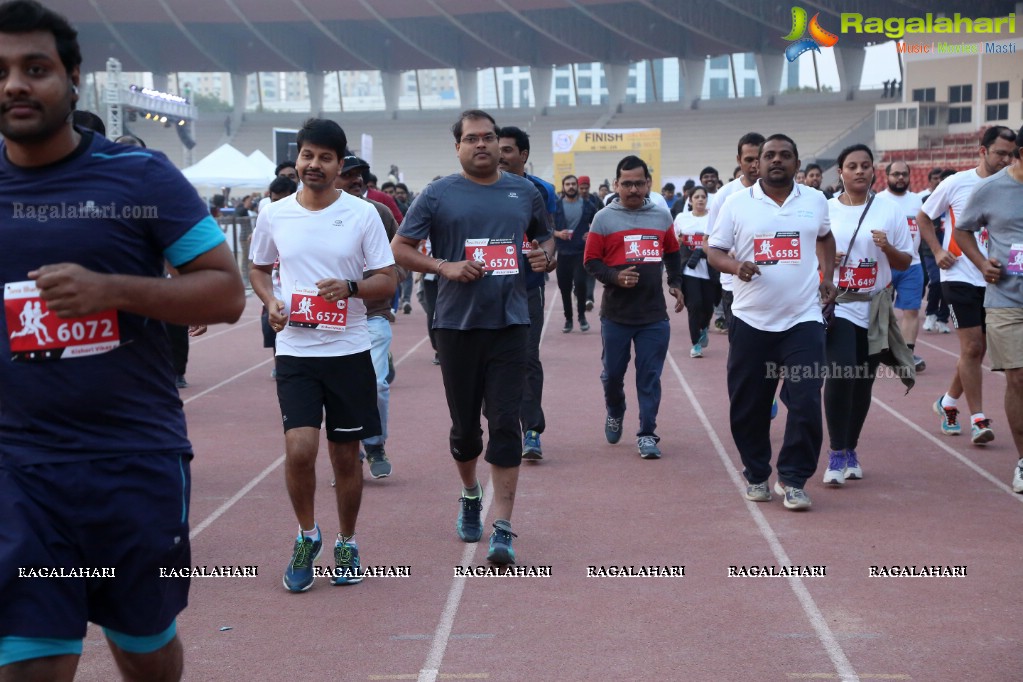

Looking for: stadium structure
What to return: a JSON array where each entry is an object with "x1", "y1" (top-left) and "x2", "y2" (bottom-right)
[{"x1": 47, "y1": 0, "x2": 1022, "y2": 192}]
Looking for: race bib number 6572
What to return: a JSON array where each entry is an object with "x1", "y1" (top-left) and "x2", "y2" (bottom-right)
[{"x1": 5, "y1": 280, "x2": 120, "y2": 361}]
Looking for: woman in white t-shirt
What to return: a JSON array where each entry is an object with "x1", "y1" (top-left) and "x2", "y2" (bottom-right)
[
  {"x1": 822, "y1": 144, "x2": 913, "y2": 487},
  {"x1": 673, "y1": 186, "x2": 713, "y2": 358}
]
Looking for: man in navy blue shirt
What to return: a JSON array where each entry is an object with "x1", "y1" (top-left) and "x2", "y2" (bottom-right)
[{"x1": 0, "y1": 2, "x2": 245, "y2": 679}]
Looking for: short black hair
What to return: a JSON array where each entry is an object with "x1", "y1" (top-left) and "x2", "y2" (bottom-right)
[
  {"x1": 452, "y1": 109, "x2": 497, "y2": 142},
  {"x1": 885, "y1": 159, "x2": 909, "y2": 175},
  {"x1": 737, "y1": 132, "x2": 765, "y2": 157},
  {"x1": 690, "y1": 185, "x2": 710, "y2": 198},
  {"x1": 381, "y1": 181, "x2": 396, "y2": 191},
  {"x1": 981, "y1": 125, "x2": 1015, "y2": 149},
  {"x1": 683, "y1": 179, "x2": 696, "y2": 190},
  {"x1": 72, "y1": 110, "x2": 105, "y2": 136},
  {"x1": 498, "y1": 125, "x2": 530, "y2": 153},
  {"x1": 275, "y1": 160, "x2": 296, "y2": 175},
  {"x1": 616, "y1": 155, "x2": 650, "y2": 180},
  {"x1": 296, "y1": 118, "x2": 347, "y2": 159},
  {"x1": 699, "y1": 166, "x2": 718, "y2": 178},
  {"x1": 269, "y1": 176, "x2": 298, "y2": 197},
  {"x1": 395, "y1": 182, "x2": 409, "y2": 192},
  {"x1": 928, "y1": 167, "x2": 944, "y2": 177},
  {"x1": 0, "y1": 0, "x2": 81, "y2": 77},
  {"x1": 661, "y1": 182, "x2": 675, "y2": 192},
  {"x1": 562, "y1": 174, "x2": 577, "y2": 185},
  {"x1": 114, "y1": 134, "x2": 146, "y2": 148},
  {"x1": 805, "y1": 163, "x2": 822, "y2": 174},
  {"x1": 837, "y1": 143, "x2": 873, "y2": 169},
  {"x1": 760, "y1": 134, "x2": 799, "y2": 160},
  {"x1": 1017, "y1": 125, "x2": 1023, "y2": 148}
]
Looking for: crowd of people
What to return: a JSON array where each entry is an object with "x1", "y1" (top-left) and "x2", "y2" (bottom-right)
[{"x1": 3, "y1": 1, "x2": 1023, "y2": 679}]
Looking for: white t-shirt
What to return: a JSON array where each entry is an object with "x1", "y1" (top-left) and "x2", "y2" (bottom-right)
[
  {"x1": 920, "y1": 169, "x2": 987, "y2": 287},
  {"x1": 829, "y1": 195, "x2": 913, "y2": 329},
  {"x1": 250, "y1": 191, "x2": 394, "y2": 358},
  {"x1": 877, "y1": 189, "x2": 923, "y2": 266},
  {"x1": 707, "y1": 177, "x2": 754, "y2": 292},
  {"x1": 708, "y1": 181, "x2": 831, "y2": 332},
  {"x1": 674, "y1": 211, "x2": 710, "y2": 279}
]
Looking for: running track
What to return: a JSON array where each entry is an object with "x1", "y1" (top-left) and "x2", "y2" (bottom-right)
[{"x1": 73, "y1": 289, "x2": 1021, "y2": 681}]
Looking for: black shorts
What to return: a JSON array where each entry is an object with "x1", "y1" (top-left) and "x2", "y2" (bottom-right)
[
  {"x1": 260, "y1": 307, "x2": 276, "y2": 349},
  {"x1": 275, "y1": 352, "x2": 381, "y2": 442},
  {"x1": 0, "y1": 452, "x2": 191, "y2": 644},
  {"x1": 941, "y1": 282, "x2": 986, "y2": 330}
]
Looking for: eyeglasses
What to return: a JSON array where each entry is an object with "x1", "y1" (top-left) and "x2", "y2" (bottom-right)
[
  {"x1": 461, "y1": 134, "x2": 497, "y2": 145},
  {"x1": 618, "y1": 180, "x2": 648, "y2": 190},
  {"x1": 888, "y1": 171, "x2": 909, "y2": 178}
]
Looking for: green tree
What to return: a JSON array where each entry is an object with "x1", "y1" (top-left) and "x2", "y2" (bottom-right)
[{"x1": 190, "y1": 92, "x2": 232, "y2": 113}]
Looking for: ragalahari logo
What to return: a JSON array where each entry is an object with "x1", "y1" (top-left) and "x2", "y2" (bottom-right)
[{"x1": 782, "y1": 7, "x2": 839, "y2": 62}]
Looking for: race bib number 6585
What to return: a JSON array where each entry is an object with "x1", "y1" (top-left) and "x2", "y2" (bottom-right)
[{"x1": 753, "y1": 232, "x2": 801, "y2": 265}]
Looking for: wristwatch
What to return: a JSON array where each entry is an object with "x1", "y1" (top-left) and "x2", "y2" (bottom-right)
[{"x1": 347, "y1": 280, "x2": 359, "y2": 297}]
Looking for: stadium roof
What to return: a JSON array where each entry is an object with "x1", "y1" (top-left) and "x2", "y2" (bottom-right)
[{"x1": 43, "y1": 0, "x2": 1020, "y2": 74}]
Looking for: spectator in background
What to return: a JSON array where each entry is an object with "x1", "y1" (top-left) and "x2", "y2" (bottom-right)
[
  {"x1": 920, "y1": 167, "x2": 951, "y2": 333},
  {"x1": 71, "y1": 109, "x2": 105, "y2": 136},
  {"x1": 795, "y1": 168, "x2": 806, "y2": 185},
  {"x1": 394, "y1": 183, "x2": 412, "y2": 214},
  {"x1": 699, "y1": 166, "x2": 720, "y2": 195},
  {"x1": 597, "y1": 181, "x2": 611, "y2": 203},
  {"x1": 661, "y1": 182, "x2": 677, "y2": 210},
  {"x1": 259, "y1": 175, "x2": 299, "y2": 378}
]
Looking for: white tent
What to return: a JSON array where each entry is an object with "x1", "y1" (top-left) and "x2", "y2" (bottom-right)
[
  {"x1": 247, "y1": 149, "x2": 277, "y2": 178},
  {"x1": 181, "y1": 144, "x2": 274, "y2": 189}
]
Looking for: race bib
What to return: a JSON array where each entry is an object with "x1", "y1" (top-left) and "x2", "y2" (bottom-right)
[
  {"x1": 906, "y1": 216, "x2": 919, "y2": 238},
  {"x1": 5, "y1": 280, "x2": 120, "y2": 361},
  {"x1": 466, "y1": 238, "x2": 519, "y2": 276},
  {"x1": 679, "y1": 232, "x2": 704, "y2": 249},
  {"x1": 838, "y1": 261, "x2": 878, "y2": 290},
  {"x1": 624, "y1": 234, "x2": 663, "y2": 263},
  {"x1": 753, "y1": 232, "x2": 801, "y2": 265},
  {"x1": 288, "y1": 285, "x2": 346, "y2": 331},
  {"x1": 1006, "y1": 244, "x2": 1023, "y2": 276}
]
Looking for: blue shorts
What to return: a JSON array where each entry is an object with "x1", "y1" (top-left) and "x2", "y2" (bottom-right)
[
  {"x1": 890, "y1": 263, "x2": 924, "y2": 311},
  {"x1": 0, "y1": 451, "x2": 192, "y2": 665}
]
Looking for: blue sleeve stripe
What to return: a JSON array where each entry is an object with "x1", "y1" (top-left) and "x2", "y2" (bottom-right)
[{"x1": 165, "y1": 215, "x2": 226, "y2": 267}]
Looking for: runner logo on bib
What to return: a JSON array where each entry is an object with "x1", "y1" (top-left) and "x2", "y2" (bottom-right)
[
  {"x1": 680, "y1": 232, "x2": 704, "y2": 250},
  {"x1": 838, "y1": 259, "x2": 878, "y2": 291},
  {"x1": 753, "y1": 232, "x2": 801, "y2": 265},
  {"x1": 623, "y1": 234, "x2": 662, "y2": 263},
  {"x1": 288, "y1": 285, "x2": 346, "y2": 331},
  {"x1": 906, "y1": 216, "x2": 919, "y2": 238},
  {"x1": 466, "y1": 237, "x2": 519, "y2": 276},
  {"x1": 4, "y1": 280, "x2": 120, "y2": 361},
  {"x1": 1006, "y1": 244, "x2": 1023, "y2": 276}
]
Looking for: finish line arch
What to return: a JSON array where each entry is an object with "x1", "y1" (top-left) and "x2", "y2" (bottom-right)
[{"x1": 552, "y1": 128, "x2": 661, "y2": 191}]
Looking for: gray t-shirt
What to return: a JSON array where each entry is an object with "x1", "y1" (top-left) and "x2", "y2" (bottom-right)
[
  {"x1": 956, "y1": 168, "x2": 1023, "y2": 308},
  {"x1": 399, "y1": 172, "x2": 551, "y2": 330},
  {"x1": 562, "y1": 197, "x2": 583, "y2": 232}
]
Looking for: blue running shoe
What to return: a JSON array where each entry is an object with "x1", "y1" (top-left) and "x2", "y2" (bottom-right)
[
  {"x1": 457, "y1": 495, "x2": 483, "y2": 542},
  {"x1": 605, "y1": 414, "x2": 623, "y2": 444},
  {"x1": 283, "y1": 530, "x2": 322, "y2": 592},
  {"x1": 844, "y1": 449, "x2": 862, "y2": 480},
  {"x1": 770, "y1": 398, "x2": 778, "y2": 420},
  {"x1": 330, "y1": 536, "x2": 362, "y2": 585},
  {"x1": 522, "y1": 430, "x2": 543, "y2": 460},
  {"x1": 486, "y1": 520, "x2": 517, "y2": 565},
  {"x1": 698, "y1": 327, "x2": 709, "y2": 349},
  {"x1": 933, "y1": 396, "x2": 961, "y2": 436}
]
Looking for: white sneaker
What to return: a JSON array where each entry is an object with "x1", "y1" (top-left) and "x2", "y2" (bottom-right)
[
  {"x1": 1013, "y1": 459, "x2": 1023, "y2": 493},
  {"x1": 937, "y1": 321, "x2": 951, "y2": 334},
  {"x1": 922, "y1": 314, "x2": 937, "y2": 332},
  {"x1": 822, "y1": 450, "x2": 846, "y2": 486},
  {"x1": 773, "y1": 481, "x2": 812, "y2": 510}
]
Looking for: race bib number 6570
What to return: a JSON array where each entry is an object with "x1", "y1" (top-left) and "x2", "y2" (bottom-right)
[
  {"x1": 5, "y1": 280, "x2": 120, "y2": 361},
  {"x1": 466, "y1": 238, "x2": 519, "y2": 276}
]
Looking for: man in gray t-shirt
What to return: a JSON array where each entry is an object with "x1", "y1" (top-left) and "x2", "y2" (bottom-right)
[
  {"x1": 392, "y1": 109, "x2": 553, "y2": 565},
  {"x1": 955, "y1": 135, "x2": 1023, "y2": 492}
]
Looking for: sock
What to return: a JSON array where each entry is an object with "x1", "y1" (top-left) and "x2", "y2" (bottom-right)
[
  {"x1": 462, "y1": 482, "x2": 482, "y2": 499},
  {"x1": 336, "y1": 532, "x2": 355, "y2": 547},
  {"x1": 971, "y1": 413, "x2": 987, "y2": 424},
  {"x1": 301, "y1": 525, "x2": 320, "y2": 542},
  {"x1": 942, "y1": 393, "x2": 958, "y2": 409}
]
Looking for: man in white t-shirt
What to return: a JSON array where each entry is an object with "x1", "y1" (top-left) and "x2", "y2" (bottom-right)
[
  {"x1": 917, "y1": 125, "x2": 1017, "y2": 444},
  {"x1": 250, "y1": 119, "x2": 396, "y2": 592},
  {"x1": 706, "y1": 132, "x2": 765, "y2": 333},
  {"x1": 708, "y1": 134, "x2": 836, "y2": 511},
  {"x1": 878, "y1": 160, "x2": 925, "y2": 371}
]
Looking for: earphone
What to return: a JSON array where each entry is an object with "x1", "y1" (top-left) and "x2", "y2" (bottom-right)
[{"x1": 71, "y1": 85, "x2": 79, "y2": 95}]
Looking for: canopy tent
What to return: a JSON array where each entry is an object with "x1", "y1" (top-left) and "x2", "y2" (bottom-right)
[
  {"x1": 247, "y1": 149, "x2": 277, "y2": 178},
  {"x1": 181, "y1": 144, "x2": 274, "y2": 189}
]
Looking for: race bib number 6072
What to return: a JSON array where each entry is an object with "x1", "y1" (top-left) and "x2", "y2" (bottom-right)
[{"x1": 4, "y1": 280, "x2": 120, "y2": 361}]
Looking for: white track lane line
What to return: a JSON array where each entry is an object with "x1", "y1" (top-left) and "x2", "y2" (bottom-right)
[
  {"x1": 666, "y1": 352, "x2": 860, "y2": 682},
  {"x1": 418, "y1": 286, "x2": 558, "y2": 682},
  {"x1": 187, "y1": 334, "x2": 429, "y2": 539},
  {"x1": 188, "y1": 317, "x2": 259, "y2": 344}
]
